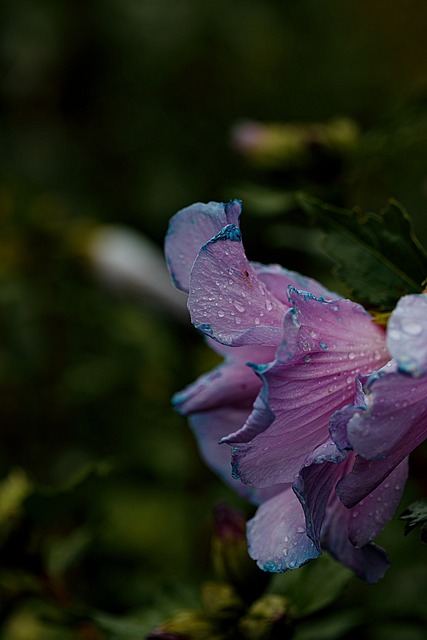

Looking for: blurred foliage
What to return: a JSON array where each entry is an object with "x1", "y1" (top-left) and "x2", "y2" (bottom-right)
[{"x1": 1, "y1": 0, "x2": 427, "y2": 637}]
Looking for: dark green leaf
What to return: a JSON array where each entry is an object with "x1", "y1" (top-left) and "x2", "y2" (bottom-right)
[
  {"x1": 297, "y1": 193, "x2": 427, "y2": 308},
  {"x1": 400, "y1": 499, "x2": 427, "y2": 543}
]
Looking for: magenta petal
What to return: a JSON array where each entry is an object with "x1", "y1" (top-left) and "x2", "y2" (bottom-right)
[
  {"x1": 347, "y1": 457, "x2": 408, "y2": 547},
  {"x1": 336, "y1": 450, "x2": 406, "y2": 509},
  {"x1": 293, "y1": 440, "x2": 348, "y2": 546},
  {"x1": 387, "y1": 293, "x2": 427, "y2": 376},
  {"x1": 173, "y1": 360, "x2": 285, "y2": 504},
  {"x1": 188, "y1": 225, "x2": 286, "y2": 346},
  {"x1": 173, "y1": 362, "x2": 262, "y2": 416},
  {"x1": 322, "y1": 504, "x2": 390, "y2": 584},
  {"x1": 346, "y1": 367, "x2": 427, "y2": 461},
  {"x1": 165, "y1": 200, "x2": 242, "y2": 293},
  {"x1": 189, "y1": 410, "x2": 285, "y2": 505},
  {"x1": 231, "y1": 291, "x2": 389, "y2": 487},
  {"x1": 253, "y1": 263, "x2": 336, "y2": 305},
  {"x1": 247, "y1": 488, "x2": 320, "y2": 572}
]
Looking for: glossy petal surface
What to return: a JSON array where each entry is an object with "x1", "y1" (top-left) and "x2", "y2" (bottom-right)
[
  {"x1": 321, "y1": 500, "x2": 390, "y2": 584},
  {"x1": 188, "y1": 225, "x2": 286, "y2": 346},
  {"x1": 345, "y1": 367, "x2": 427, "y2": 461},
  {"x1": 247, "y1": 487, "x2": 320, "y2": 572},
  {"x1": 231, "y1": 290, "x2": 389, "y2": 486},
  {"x1": 165, "y1": 200, "x2": 241, "y2": 292},
  {"x1": 346, "y1": 457, "x2": 408, "y2": 547},
  {"x1": 387, "y1": 293, "x2": 427, "y2": 376}
]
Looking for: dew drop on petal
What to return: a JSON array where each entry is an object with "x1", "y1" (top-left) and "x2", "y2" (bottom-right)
[
  {"x1": 254, "y1": 317, "x2": 260, "y2": 325},
  {"x1": 235, "y1": 317, "x2": 242, "y2": 324},
  {"x1": 402, "y1": 321, "x2": 422, "y2": 336},
  {"x1": 265, "y1": 300, "x2": 273, "y2": 311},
  {"x1": 218, "y1": 310, "x2": 225, "y2": 318},
  {"x1": 348, "y1": 352, "x2": 356, "y2": 360},
  {"x1": 233, "y1": 301, "x2": 245, "y2": 313}
]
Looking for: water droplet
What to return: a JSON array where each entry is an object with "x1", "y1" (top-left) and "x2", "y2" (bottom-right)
[
  {"x1": 254, "y1": 317, "x2": 260, "y2": 325},
  {"x1": 233, "y1": 301, "x2": 245, "y2": 313},
  {"x1": 284, "y1": 536, "x2": 289, "y2": 543},
  {"x1": 319, "y1": 341, "x2": 328, "y2": 350},
  {"x1": 228, "y1": 268, "x2": 233, "y2": 275},
  {"x1": 218, "y1": 310, "x2": 225, "y2": 318},
  {"x1": 346, "y1": 376, "x2": 353, "y2": 384},
  {"x1": 304, "y1": 355, "x2": 312, "y2": 364},
  {"x1": 310, "y1": 331, "x2": 317, "y2": 339},
  {"x1": 265, "y1": 300, "x2": 273, "y2": 311},
  {"x1": 297, "y1": 527, "x2": 305, "y2": 534},
  {"x1": 235, "y1": 317, "x2": 242, "y2": 325},
  {"x1": 348, "y1": 352, "x2": 356, "y2": 360},
  {"x1": 283, "y1": 547, "x2": 288, "y2": 556},
  {"x1": 402, "y1": 321, "x2": 422, "y2": 336}
]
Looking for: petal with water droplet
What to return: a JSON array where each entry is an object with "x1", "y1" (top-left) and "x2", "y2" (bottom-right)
[{"x1": 165, "y1": 200, "x2": 242, "y2": 292}]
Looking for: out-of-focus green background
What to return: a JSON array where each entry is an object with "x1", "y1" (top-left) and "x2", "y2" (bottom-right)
[{"x1": 1, "y1": 1, "x2": 427, "y2": 637}]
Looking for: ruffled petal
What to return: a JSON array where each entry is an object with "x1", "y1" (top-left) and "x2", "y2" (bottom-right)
[
  {"x1": 293, "y1": 440, "x2": 348, "y2": 546},
  {"x1": 173, "y1": 361, "x2": 261, "y2": 416},
  {"x1": 345, "y1": 367, "x2": 427, "y2": 461},
  {"x1": 347, "y1": 457, "x2": 408, "y2": 547},
  {"x1": 322, "y1": 505, "x2": 390, "y2": 584},
  {"x1": 188, "y1": 410, "x2": 285, "y2": 504},
  {"x1": 174, "y1": 360, "x2": 285, "y2": 504},
  {"x1": 165, "y1": 200, "x2": 242, "y2": 293},
  {"x1": 247, "y1": 487, "x2": 320, "y2": 572},
  {"x1": 188, "y1": 225, "x2": 286, "y2": 346},
  {"x1": 230, "y1": 290, "x2": 389, "y2": 486},
  {"x1": 252, "y1": 262, "x2": 336, "y2": 305},
  {"x1": 387, "y1": 293, "x2": 427, "y2": 376}
]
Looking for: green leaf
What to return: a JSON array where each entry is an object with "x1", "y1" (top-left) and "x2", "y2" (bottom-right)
[
  {"x1": 268, "y1": 553, "x2": 353, "y2": 618},
  {"x1": 297, "y1": 193, "x2": 427, "y2": 308},
  {"x1": 400, "y1": 499, "x2": 427, "y2": 543}
]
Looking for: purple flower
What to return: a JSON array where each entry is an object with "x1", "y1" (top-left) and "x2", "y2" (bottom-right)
[{"x1": 165, "y1": 200, "x2": 427, "y2": 583}]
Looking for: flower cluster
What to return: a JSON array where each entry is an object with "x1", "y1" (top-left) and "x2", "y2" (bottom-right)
[{"x1": 165, "y1": 200, "x2": 427, "y2": 583}]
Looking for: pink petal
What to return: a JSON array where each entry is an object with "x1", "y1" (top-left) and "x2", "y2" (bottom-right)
[
  {"x1": 230, "y1": 290, "x2": 389, "y2": 486},
  {"x1": 188, "y1": 225, "x2": 286, "y2": 346},
  {"x1": 347, "y1": 457, "x2": 409, "y2": 547},
  {"x1": 247, "y1": 487, "x2": 320, "y2": 572},
  {"x1": 346, "y1": 368, "x2": 427, "y2": 460},
  {"x1": 165, "y1": 200, "x2": 241, "y2": 293}
]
